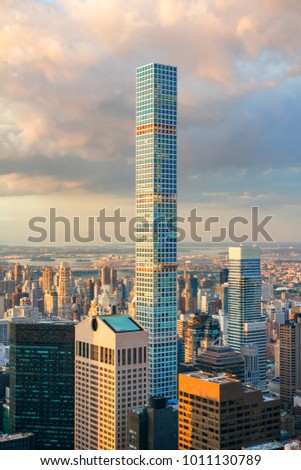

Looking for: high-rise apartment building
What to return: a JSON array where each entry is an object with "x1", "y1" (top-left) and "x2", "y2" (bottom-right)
[
  {"x1": 280, "y1": 320, "x2": 296, "y2": 407},
  {"x1": 75, "y1": 315, "x2": 148, "y2": 450},
  {"x1": 135, "y1": 63, "x2": 177, "y2": 399},
  {"x1": 0, "y1": 294, "x2": 4, "y2": 319},
  {"x1": 296, "y1": 314, "x2": 301, "y2": 393},
  {"x1": 184, "y1": 313, "x2": 206, "y2": 364},
  {"x1": 44, "y1": 290, "x2": 58, "y2": 317},
  {"x1": 178, "y1": 371, "x2": 280, "y2": 450},
  {"x1": 9, "y1": 319, "x2": 75, "y2": 449},
  {"x1": 227, "y1": 247, "x2": 266, "y2": 387},
  {"x1": 101, "y1": 266, "x2": 110, "y2": 287},
  {"x1": 100, "y1": 266, "x2": 117, "y2": 291},
  {"x1": 42, "y1": 266, "x2": 53, "y2": 293},
  {"x1": 14, "y1": 263, "x2": 22, "y2": 286},
  {"x1": 110, "y1": 268, "x2": 117, "y2": 289},
  {"x1": 58, "y1": 262, "x2": 72, "y2": 319}
]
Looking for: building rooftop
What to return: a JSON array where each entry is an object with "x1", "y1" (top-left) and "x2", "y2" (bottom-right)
[
  {"x1": 9, "y1": 317, "x2": 76, "y2": 325},
  {"x1": 0, "y1": 433, "x2": 34, "y2": 443},
  {"x1": 185, "y1": 370, "x2": 240, "y2": 385},
  {"x1": 101, "y1": 315, "x2": 143, "y2": 333},
  {"x1": 182, "y1": 371, "x2": 279, "y2": 401},
  {"x1": 242, "y1": 441, "x2": 283, "y2": 450},
  {"x1": 197, "y1": 337, "x2": 245, "y2": 366}
]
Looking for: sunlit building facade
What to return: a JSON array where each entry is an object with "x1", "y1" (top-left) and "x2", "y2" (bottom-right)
[
  {"x1": 75, "y1": 315, "x2": 148, "y2": 450},
  {"x1": 58, "y1": 262, "x2": 72, "y2": 319},
  {"x1": 178, "y1": 371, "x2": 280, "y2": 450}
]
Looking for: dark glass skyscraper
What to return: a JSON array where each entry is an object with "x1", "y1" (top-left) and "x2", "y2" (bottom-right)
[
  {"x1": 9, "y1": 319, "x2": 75, "y2": 449},
  {"x1": 135, "y1": 63, "x2": 177, "y2": 399}
]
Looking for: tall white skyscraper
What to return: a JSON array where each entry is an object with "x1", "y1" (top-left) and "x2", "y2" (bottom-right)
[
  {"x1": 135, "y1": 63, "x2": 178, "y2": 399},
  {"x1": 227, "y1": 246, "x2": 266, "y2": 387}
]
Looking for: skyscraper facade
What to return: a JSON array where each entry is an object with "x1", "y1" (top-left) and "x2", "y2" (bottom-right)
[
  {"x1": 227, "y1": 247, "x2": 266, "y2": 386},
  {"x1": 296, "y1": 314, "x2": 301, "y2": 393},
  {"x1": 75, "y1": 315, "x2": 148, "y2": 450},
  {"x1": 44, "y1": 290, "x2": 58, "y2": 317},
  {"x1": 42, "y1": 266, "x2": 54, "y2": 293},
  {"x1": 9, "y1": 319, "x2": 75, "y2": 449},
  {"x1": 279, "y1": 320, "x2": 296, "y2": 407},
  {"x1": 178, "y1": 371, "x2": 280, "y2": 450},
  {"x1": 101, "y1": 266, "x2": 110, "y2": 288},
  {"x1": 14, "y1": 263, "x2": 22, "y2": 286},
  {"x1": 58, "y1": 262, "x2": 72, "y2": 319},
  {"x1": 135, "y1": 63, "x2": 177, "y2": 399}
]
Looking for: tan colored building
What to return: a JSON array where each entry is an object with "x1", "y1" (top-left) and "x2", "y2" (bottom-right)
[
  {"x1": 41, "y1": 266, "x2": 53, "y2": 293},
  {"x1": 14, "y1": 262, "x2": 22, "y2": 285},
  {"x1": 44, "y1": 290, "x2": 58, "y2": 317},
  {"x1": 75, "y1": 315, "x2": 148, "y2": 450},
  {"x1": 58, "y1": 262, "x2": 71, "y2": 319},
  {"x1": 178, "y1": 371, "x2": 280, "y2": 450},
  {"x1": 280, "y1": 321, "x2": 296, "y2": 406}
]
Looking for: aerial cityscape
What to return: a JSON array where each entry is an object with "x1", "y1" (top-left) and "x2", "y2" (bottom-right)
[{"x1": 1, "y1": 0, "x2": 301, "y2": 454}]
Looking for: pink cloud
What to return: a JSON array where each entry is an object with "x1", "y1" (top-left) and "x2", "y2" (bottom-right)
[{"x1": 0, "y1": 173, "x2": 83, "y2": 197}]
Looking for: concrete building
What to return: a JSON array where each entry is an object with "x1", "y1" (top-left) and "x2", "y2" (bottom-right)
[
  {"x1": 296, "y1": 314, "x2": 301, "y2": 393},
  {"x1": 41, "y1": 267, "x2": 53, "y2": 293},
  {"x1": 96, "y1": 291, "x2": 119, "y2": 316},
  {"x1": 44, "y1": 290, "x2": 58, "y2": 317},
  {"x1": 100, "y1": 267, "x2": 117, "y2": 292},
  {"x1": 14, "y1": 263, "x2": 22, "y2": 286},
  {"x1": 197, "y1": 338, "x2": 245, "y2": 382},
  {"x1": 75, "y1": 315, "x2": 148, "y2": 450},
  {"x1": 128, "y1": 396, "x2": 178, "y2": 450},
  {"x1": 0, "y1": 294, "x2": 4, "y2": 319},
  {"x1": 58, "y1": 262, "x2": 72, "y2": 319},
  {"x1": 279, "y1": 321, "x2": 295, "y2": 406},
  {"x1": 101, "y1": 266, "x2": 110, "y2": 289},
  {"x1": 178, "y1": 371, "x2": 280, "y2": 450}
]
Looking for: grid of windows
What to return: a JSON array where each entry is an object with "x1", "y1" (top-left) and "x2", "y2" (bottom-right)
[
  {"x1": 74, "y1": 322, "x2": 148, "y2": 451},
  {"x1": 136, "y1": 63, "x2": 177, "y2": 399},
  {"x1": 9, "y1": 323, "x2": 74, "y2": 450},
  {"x1": 227, "y1": 247, "x2": 266, "y2": 386},
  {"x1": 178, "y1": 379, "x2": 280, "y2": 450}
]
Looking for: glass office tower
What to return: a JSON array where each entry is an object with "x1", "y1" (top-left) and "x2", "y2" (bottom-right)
[
  {"x1": 9, "y1": 319, "x2": 75, "y2": 449},
  {"x1": 227, "y1": 246, "x2": 266, "y2": 387},
  {"x1": 135, "y1": 63, "x2": 177, "y2": 399}
]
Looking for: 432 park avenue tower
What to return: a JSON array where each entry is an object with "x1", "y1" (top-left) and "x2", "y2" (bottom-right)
[{"x1": 135, "y1": 63, "x2": 177, "y2": 400}]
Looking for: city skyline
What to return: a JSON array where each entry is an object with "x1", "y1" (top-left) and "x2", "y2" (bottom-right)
[
  {"x1": 1, "y1": 1, "x2": 301, "y2": 244},
  {"x1": 1, "y1": 19, "x2": 301, "y2": 451}
]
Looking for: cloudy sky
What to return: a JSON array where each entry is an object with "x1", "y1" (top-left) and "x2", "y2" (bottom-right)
[{"x1": 1, "y1": 0, "x2": 301, "y2": 245}]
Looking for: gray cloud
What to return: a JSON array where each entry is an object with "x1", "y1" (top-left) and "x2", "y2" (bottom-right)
[{"x1": 0, "y1": 0, "x2": 301, "y2": 243}]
